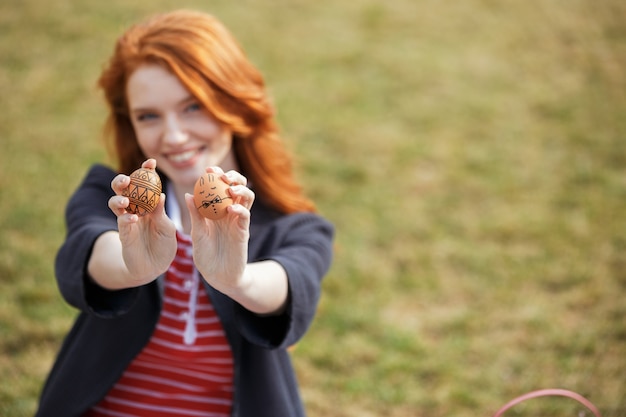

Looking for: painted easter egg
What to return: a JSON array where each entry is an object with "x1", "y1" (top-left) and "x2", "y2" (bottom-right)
[
  {"x1": 193, "y1": 173, "x2": 233, "y2": 220},
  {"x1": 122, "y1": 167, "x2": 162, "y2": 216}
]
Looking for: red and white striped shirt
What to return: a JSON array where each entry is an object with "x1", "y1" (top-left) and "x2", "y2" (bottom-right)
[{"x1": 85, "y1": 232, "x2": 234, "y2": 417}]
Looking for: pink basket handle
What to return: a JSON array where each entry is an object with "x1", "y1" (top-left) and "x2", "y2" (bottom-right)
[{"x1": 493, "y1": 389, "x2": 602, "y2": 417}]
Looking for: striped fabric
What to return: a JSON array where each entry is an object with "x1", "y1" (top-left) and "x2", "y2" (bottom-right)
[{"x1": 85, "y1": 232, "x2": 234, "y2": 417}]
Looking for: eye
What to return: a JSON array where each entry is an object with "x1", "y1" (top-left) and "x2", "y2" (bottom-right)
[
  {"x1": 135, "y1": 112, "x2": 158, "y2": 122},
  {"x1": 184, "y1": 102, "x2": 202, "y2": 113}
]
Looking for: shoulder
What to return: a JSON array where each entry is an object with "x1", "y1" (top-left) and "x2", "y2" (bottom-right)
[
  {"x1": 80, "y1": 164, "x2": 117, "y2": 186},
  {"x1": 65, "y1": 164, "x2": 118, "y2": 221},
  {"x1": 66, "y1": 164, "x2": 117, "y2": 199},
  {"x1": 70, "y1": 164, "x2": 118, "y2": 199}
]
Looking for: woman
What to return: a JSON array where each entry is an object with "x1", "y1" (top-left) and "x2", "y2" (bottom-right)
[{"x1": 36, "y1": 9, "x2": 334, "y2": 417}]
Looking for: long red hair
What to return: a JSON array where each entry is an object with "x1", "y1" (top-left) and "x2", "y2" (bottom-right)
[{"x1": 97, "y1": 9, "x2": 316, "y2": 214}]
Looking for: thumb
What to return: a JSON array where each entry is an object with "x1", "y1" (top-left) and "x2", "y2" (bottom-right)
[
  {"x1": 185, "y1": 193, "x2": 204, "y2": 225},
  {"x1": 155, "y1": 192, "x2": 167, "y2": 215}
]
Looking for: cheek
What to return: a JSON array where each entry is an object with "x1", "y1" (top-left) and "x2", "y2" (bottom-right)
[
  {"x1": 213, "y1": 127, "x2": 233, "y2": 149},
  {"x1": 219, "y1": 132, "x2": 233, "y2": 149},
  {"x1": 134, "y1": 127, "x2": 160, "y2": 157},
  {"x1": 197, "y1": 117, "x2": 232, "y2": 145}
]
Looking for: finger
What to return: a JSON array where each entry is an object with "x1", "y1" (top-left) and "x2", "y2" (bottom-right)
[
  {"x1": 205, "y1": 166, "x2": 225, "y2": 176},
  {"x1": 153, "y1": 192, "x2": 167, "y2": 216},
  {"x1": 111, "y1": 174, "x2": 131, "y2": 195},
  {"x1": 227, "y1": 204, "x2": 251, "y2": 229},
  {"x1": 141, "y1": 158, "x2": 158, "y2": 170},
  {"x1": 184, "y1": 192, "x2": 205, "y2": 226},
  {"x1": 223, "y1": 170, "x2": 248, "y2": 187},
  {"x1": 109, "y1": 195, "x2": 131, "y2": 216},
  {"x1": 117, "y1": 211, "x2": 139, "y2": 226},
  {"x1": 204, "y1": 166, "x2": 247, "y2": 187},
  {"x1": 228, "y1": 185, "x2": 255, "y2": 209}
]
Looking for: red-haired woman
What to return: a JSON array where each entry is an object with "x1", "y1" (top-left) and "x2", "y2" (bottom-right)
[{"x1": 36, "y1": 10, "x2": 333, "y2": 417}]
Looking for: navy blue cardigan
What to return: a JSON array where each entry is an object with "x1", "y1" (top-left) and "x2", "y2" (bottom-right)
[{"x1": 36, "y1": 164, "x2": 334, "y2": 417}]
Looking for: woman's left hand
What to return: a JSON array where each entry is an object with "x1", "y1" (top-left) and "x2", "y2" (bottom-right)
[{"x1": 185, "y1": 167, "x2": 255, "y2": 294}]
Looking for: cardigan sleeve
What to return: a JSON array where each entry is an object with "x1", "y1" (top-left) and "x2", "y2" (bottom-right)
[
  {"x1": 234, "y1": 212, "x2": 334, "y2": 349},
  {"x1": 55, "y1": 164, "x2": 140, "y2": 317}
]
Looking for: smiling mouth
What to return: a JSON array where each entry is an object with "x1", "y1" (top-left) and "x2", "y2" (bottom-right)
[{"x1": 167, "y1": 149, "x2": 200, "y2": 164}]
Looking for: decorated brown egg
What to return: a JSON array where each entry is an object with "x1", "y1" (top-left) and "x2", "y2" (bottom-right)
[
  {"x1": 193, "y1": 173, "x2": 233, "y2": 220},
  {"x1": 122, "y1": 167, "x2": 162, "y2": 216}
]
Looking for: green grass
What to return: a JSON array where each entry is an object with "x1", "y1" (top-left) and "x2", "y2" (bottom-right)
[{"x1": 1, "y1": 0, "x2": 625, "y2": 416}]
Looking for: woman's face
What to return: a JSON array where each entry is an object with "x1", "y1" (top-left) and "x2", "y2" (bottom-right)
[{"x1": 126, "y1": 64, "x2": 237, "y2": 191}]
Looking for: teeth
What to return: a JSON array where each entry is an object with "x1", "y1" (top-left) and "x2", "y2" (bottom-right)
[{"x1": 169, "y1": 150, "x2": 196, "y2": 163}]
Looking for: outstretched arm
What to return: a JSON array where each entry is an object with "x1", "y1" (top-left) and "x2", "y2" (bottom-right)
[
  {"x1": 185, "y1": 167, "x2": 288, "y2": 316},
  {"x1": 88, "y1": 159, "x2": 177, "y2": 290}
]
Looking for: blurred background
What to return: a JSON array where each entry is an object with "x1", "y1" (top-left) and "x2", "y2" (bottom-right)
[{"x1": 1, "y1": 0, "x2": 624, "y2": 416}]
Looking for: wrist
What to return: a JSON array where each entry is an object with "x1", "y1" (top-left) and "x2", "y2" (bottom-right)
[{"x1": 202, "y1": 261, "x2": 288, "y2": 316}]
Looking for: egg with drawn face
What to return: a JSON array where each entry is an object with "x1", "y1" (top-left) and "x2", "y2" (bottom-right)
[{"x1": 193, "y1": 173, "x2": 233, "y2": 220}]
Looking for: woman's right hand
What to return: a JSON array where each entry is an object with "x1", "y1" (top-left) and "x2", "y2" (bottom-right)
[{"x1": 105, "y1": 158, "x2": 177, "y2": 287}]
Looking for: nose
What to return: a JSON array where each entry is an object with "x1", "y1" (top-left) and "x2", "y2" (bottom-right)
[{"x1": 163, "y1": 114, "x2": 188, "y2": 145}]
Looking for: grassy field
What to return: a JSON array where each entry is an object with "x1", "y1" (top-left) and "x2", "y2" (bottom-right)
[{"x1": 1, "y1": 0, "x2": 625, "y2": 416}]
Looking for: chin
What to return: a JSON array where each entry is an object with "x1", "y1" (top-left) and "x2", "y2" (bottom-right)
[{"x1": 158, "y1": 165, "x2": 198, "y2": 187}]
